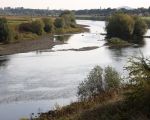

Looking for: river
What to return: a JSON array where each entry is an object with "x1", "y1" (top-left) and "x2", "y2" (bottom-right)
[{"x1": 0, "y1": 20, "x2": 150, "y2": 120}]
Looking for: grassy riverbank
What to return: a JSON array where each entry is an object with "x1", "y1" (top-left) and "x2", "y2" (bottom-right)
[
  {"x1": 31, "y1": 87, "x2": 149, "y2": 120},
  {"x1": 0, "y1": 13, "x2": 89, "y2": 55}
]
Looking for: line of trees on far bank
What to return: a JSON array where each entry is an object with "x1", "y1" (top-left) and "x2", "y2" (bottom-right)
[{"x1": 0, "y1": 11, "x2": 77, "y2": 43}]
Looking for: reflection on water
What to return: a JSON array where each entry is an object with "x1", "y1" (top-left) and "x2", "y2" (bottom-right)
[
  {"x1": 53, "y1": 34, "x2": 72, "y2": 42},
  {"x1": 0, "y1": 56, "x2": 9, "y2": 67},
  {"x1": 0, "y1": 20, "x2": 150, "y2": 120}
]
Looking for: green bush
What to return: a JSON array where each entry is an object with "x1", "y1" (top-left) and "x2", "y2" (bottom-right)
[
  {"x1": 19, "y1": 22, "x2": 33, "y2": 32},
  {"x1": 78, "y1": 65, "x2": 121, "y2": 100},
  {"x1": 106, "y1": 13, "x2": 134, "y2": 40},
  {"x1": 107, "y1": 37, "x2": 130, "y2": 46},
  {"x1": 106, "y1": 13, "x2": 148, "y2": 41},
  {"x1": 0, "y1": 18, "x2": 12, "y2": 43},
  {"x1": 125, "y1": 56, "x2": 150, "y2": 109},
  {"x1": 42, "y1": 17, "x2": 54, "y2": 33},
  {"x1": 60, "y1": 11, "x2": 76, "y2": 28},
  {"x1": 78, "y1": 66, "x2": 103, "y2": 100},
  {"x1": 104, "y1": 66, "x2": 121, "y2": 91},
  {"x1": 144, "y1": 19, "x2": 150, "y2": 28},
  {"x1": 133, "y1": 17, "x2": 148, "y2": 37},
  {"x1": 54, "y1": 18, "x2": 65, "y2": 28},
  {"x1": 19, "y1": 20, "x2": 44, "y2": 35},
  {"x1": 31, "y1": 20, "x2": 44, "y2": 35}
]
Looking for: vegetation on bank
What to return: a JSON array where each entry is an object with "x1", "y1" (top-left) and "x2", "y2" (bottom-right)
[
  {"x1": 105, "y1": 37, "x2": 131, "y2": 47},
  {"x1": 29, "y1": 54, "x2": 150, "y2": 120},
  {"x1": 105, "y1": 13, "x2": 148, "y2": 46},
  {"x1": 142, "y1": 17, "x2": 150, "y2": 28},
  {"x1": 0, "y1": 11, "x2": 86, "y2": 44}
]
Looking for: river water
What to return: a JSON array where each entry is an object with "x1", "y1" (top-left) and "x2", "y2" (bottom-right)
[{"x1": 0, "y1": 20, "x2": 150, "y2": 120}]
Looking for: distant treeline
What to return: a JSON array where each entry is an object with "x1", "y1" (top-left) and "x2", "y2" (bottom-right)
[{"x1": 0, "y1": 7, "x2": 150, "y2": 17}]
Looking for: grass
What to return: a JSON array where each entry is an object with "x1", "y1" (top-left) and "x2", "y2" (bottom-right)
[
  {"x1": 32, "y1": 86, "x2": 150, "y2": 120},
  {"x1": 106, "y1": 37, "x2": 131, "y2": 48},
  {"x1": 33, "y1": 91, "x2": 122, "y2": 120}
]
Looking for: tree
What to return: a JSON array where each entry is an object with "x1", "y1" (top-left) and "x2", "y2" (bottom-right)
[
  {"x1": 42, "y1": 17, "x2": 54, "y2": 33},
  {"x1": 78, "y1": 66, "x2": 103, "y2": 100},
  {"x1": 133, "y1": 17, "x2": 148, "y2": 37},
  {"x1": 106, "y1": 13, "x2": 148, "y2": 42},
  {"x1": 60, "y1": 11, "x2": 76, "y2": 28},
  {"x1": 31, "y1": 20, "x2": 44, "y2": 35},
  {"x1": 19, "y1": 22, "x2": 33, "y2": 32},
  {"x1": 125, "y1": 55, "x2": 150, "y2": 109},
  {"x1": 106, "y1": 13, "x2": 135, "y2": 40},
  {"x1": 0, "y1": 18, "x2": 12, "y2": 43},
  {"x1": 78, "y1": 65, "x2": 121, "y2": 100},
  {"x1": 54, "y1": 18, "x2": 65, "y2": 28},
  {"x1": 104, "y1": 66, "x2": 121, "y2": 91}
]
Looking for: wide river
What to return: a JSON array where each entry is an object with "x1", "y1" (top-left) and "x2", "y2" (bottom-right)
[{"x1": 0, "y1": 20, "x2": 150, "y2": 120}]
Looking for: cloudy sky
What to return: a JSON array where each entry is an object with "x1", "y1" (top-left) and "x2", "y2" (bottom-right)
[{"x1": 0, "y1": 0, "x2": 149, "y2": 10}]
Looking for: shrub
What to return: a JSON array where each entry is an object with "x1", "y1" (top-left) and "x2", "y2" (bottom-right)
[
  {"x1": 19, "y1": 20, "x2": 44, "y2": 35},
  {"x1": 0, "y1": 18, "x2": 12, "y2": 43},
  {"x1": 106, "y1": 13, "x2": 134, "y2": 40},
  {"x1": 106, "y1": 13, "x2": 148, "y2": 41},
  {"x1": 133, "y1": 17, "x2": 148, "y2": 37},
  {"x1": 19, "y1": 22, "x2": 33, "y2": 32},
  {"x1": 60, "y1": 10, "x2": 76, "y2": 28},
  {"x1": 107, "y1": 37, "x2": 131, "y2": 47},
  {"x1": 54, "y1": 18, "x2": 65, "y2": 28},
  {"x1": 104, "y1": 66, "x2": 121, "y2": 91},
  {"x1": 42, "y1": 17, "x2": 54, "y2": 33},
  {"x1": 78, "y1": 65, "x2": 121, "y2": 100},
  {"x1": 78, "y1": 66, "x2": 103, "y2": 100},
  {"x1": 31, "y1": 20, "x2": 44, "y2": 35},
  {"x1": 125, "y1": 56, "x2": 150, "y2": 109}
]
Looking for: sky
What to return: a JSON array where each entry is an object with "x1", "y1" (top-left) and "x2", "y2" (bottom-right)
[{"x1": 0, "y1": 0, "x2": 150, "y2": 10}]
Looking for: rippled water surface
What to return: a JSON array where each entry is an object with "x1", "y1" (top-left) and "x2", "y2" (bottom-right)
[{"x1": 0, "y1": 20, "x2": 150, "y2": 120}]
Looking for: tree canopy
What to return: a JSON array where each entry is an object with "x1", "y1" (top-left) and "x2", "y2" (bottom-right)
[
  {"x1": 0, "y1": 18, "x2": 12, "y2": 43},
  {"x1": 106, "y1": 13, "x2": 148, "y2": 41}
]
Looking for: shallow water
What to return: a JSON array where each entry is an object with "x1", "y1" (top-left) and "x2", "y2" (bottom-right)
[{"x1": 0, "y1": 20, "x2": 150, "y2": 120}]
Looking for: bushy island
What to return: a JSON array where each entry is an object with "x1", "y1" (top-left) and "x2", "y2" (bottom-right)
[
  {"x1": 105, "y1": 13, "x2": 148, "y2": 47},
  {"x1": 19, "y1": 55, "x2": 150, "y2": 120},
  {"x1": 0, "y1": 11, "x2": 87, "y2": 44}
]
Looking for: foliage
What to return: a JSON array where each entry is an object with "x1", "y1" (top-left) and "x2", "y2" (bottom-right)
[
  {"x1": 125, "y1": 55, "x2": 150, "y2": 109},
  {"x1": 19, "y1": 20, "x2": 44, "y2": 35},
  {"x1": 60, "y1": 11, "x2": 76, "y2": 28},
  {"x1": 42, "y1": 17, "x2": 54, "y2": 33},
  {"x1": 78, "y1": 65, "x2": 121, "y2": 100},
  {"x1": 19, "y1": 22, "x2": 33, "y2": 32},
  {"x1": 0, "y1": 17, "x2": 12, "y2": 43},
  {"x1": 78, "y1": 66, "x2": 103, "y2": 100},
  {"x1": 133, "y1": 17, "x2": 148, "y2": 37},
  {"x1": 31, "y1": 20, "x2": 44, "y2": 35},
  {"x1": 106, "y1": 13, "x2": 135, "y2": 40},
  {"x1": 107, "y1": 37, "x2": 131, "y2": 47},
  {"x1": 106, "y1": 13, "x2": 148, "y2": 41},
  {"x1": 104, "y1": 66, "x2": 121, "y2": 91},
  {"x1": 54, "y1": 18, "x2": 65, "y2": 28},
  {"x1": 143, "y1": 18, "x2": 150, "y2": 28}
]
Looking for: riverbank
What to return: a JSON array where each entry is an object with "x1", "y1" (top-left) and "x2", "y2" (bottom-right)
[
  {"x1": 33, "y1": 87, "x2": 150, "y2": 120},
  {"x1": 0, "y1": 25, "x2": 89, "y2": 56},
  {"x1": 0, "y1": 35, "x2": 63, "y2": 56}
]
